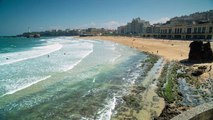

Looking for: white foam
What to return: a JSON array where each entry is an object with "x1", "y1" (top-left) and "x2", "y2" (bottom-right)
[
  {"x1": 98, "y1": 95, "x2": 117, "y2": 120},
  {"x1": 110, "y1": 55, "x2": 121, "y2": 63},
  {"x1": 0, "y1": 43, "x2": 63, "y2": 66},
  {"x1": 63, "y1": 44, "x2": 94, "y2": 72},
  {"x1": 1, "y1": 75, "x2": 51, "y2": 97},
  {"x1": 93, "y1": 78, "x2": 96, "y2": 83}
]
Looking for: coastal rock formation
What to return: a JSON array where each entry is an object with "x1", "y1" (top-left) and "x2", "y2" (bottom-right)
[
  {"x1": 188, "y1": 41, "x2": 213, "y2": 62},
  {"x1": 188, "y1": 41, "x2": 203, "y2": 61},
  {"x1": 203, "y1": 42, "x2": 213, "y2": 61}
]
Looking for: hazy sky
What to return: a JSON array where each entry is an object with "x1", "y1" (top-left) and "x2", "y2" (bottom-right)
[{"x1": 0, "y1": 0, "x2": 212, "y2": 35}]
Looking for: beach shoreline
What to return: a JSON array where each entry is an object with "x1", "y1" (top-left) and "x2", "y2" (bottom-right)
[
  {"x1": 79, "y1": 36, "x2": 213, "y2": 119},
  {"x1": 77, "y1": 36, "x2": 192, "y2": 61},
  {"x1": 79, "y1": 36, "x2": 213, "y2": 82}
]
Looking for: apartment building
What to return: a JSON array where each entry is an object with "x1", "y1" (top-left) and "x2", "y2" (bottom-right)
[{"x1": 117, "y1": 17, "x2": 150, "y2": 35}]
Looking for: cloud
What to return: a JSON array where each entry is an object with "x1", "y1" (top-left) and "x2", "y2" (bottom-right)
[
  {"x1": 77, "y1": 22, "x2": 97, "y2": 29},
  {"x1": 39, "y1": 27, "x2": 44, "y2": 30},
  {"x1": 102, "y1": 21, "x2": 125, "y2": 29},
  {"x1": 150, "y1": 17, "x2": 170, "y2": 24},
  {"x1": 49, "y1": 26, "x2": 59, "y2": 30},
  {"x1": 77, "y1": 21, "x2": 125, "y2": 30}
]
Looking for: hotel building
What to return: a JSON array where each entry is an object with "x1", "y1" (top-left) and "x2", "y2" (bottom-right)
[{"x1": 156, "y1": 21, "x2": 213, "y2": 40}]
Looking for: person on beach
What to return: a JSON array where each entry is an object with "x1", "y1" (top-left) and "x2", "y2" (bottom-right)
[
  {"x1": 48, "y1": 55, "x2": 50, "y2": 58},
  {"x1": 209, "y1": 65, "x2": 212, "y2": 72}
]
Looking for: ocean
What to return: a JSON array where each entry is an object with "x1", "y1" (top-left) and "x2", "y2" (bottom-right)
[{"x1": 0, "y1": 37, "x2": 147, "y2": 119}]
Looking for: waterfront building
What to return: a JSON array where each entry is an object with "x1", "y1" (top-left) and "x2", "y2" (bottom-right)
[
  {"x1": 117, "y1": 20, "x2": 213, "y2": 40},
  {"x1": 156, "y1": 20, "x2": 213, "y2": 40},
  {"x1": 117, "y1": 10, "x2": 213, "y2": 40}
]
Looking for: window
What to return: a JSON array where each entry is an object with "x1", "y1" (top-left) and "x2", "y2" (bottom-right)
[
  {"x1": 194, "y1": 27, "x2": 197, "y2": 33},
  {"x1": 169, "y1": 29, "x2": 172, "y2": 34},
  {"x1": 202, "y1": 27, "x2": 206, "y2": 33},
  {"x1": 180, "y1": 28, "x2": 182, "y2": 33},
  {"x1": 187, "y1": 28, "x2": 192, "y2": 34},
  {"x1": 198, "y1": 27, "x2": 201, "y2": 33},
  {"x1": 207, "y1": 35, "x2": 212, "y2": 39},
  {"x1": 193, "y1": 35, "x2": 198, "y2": 39},
  {"x1": 209, "y1": 27, "x2": 213, "y2": 33},
  {"x1": 186, "y1": 35, "x2": 191, "y2": 39}
]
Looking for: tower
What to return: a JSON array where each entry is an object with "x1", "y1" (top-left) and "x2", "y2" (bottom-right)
[{"x1": 28, "y1": 27, "x2": 31, "y2": 33}]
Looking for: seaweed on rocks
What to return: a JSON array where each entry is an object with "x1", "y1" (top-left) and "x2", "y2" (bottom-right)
[
  {"x1": 112, "y1": 54, "x2": 160, "y2": 120},
  {"x1": 157, "y1": 62, "x2": 181, "y2": 103},
  {"x1": 122, "y1": 95, "x2": 142, "y2": 111},
  {"x1": 156, "y1": 62, "x2": 185, "y2": 119},
  {"x1": 157, "y1": 61, "x2": 213, "y2": 120}
]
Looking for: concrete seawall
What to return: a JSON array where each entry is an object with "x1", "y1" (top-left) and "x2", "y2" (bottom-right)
[{"x1": 172, "y1": 101, "x2": 213, "y2": 120}]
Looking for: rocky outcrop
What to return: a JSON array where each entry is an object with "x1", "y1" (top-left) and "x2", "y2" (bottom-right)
[
  {"x1": 203, "y1": 42, "x2": 213, "y2": 61},
  {"x1": 188, "y1": 41, "x2": 213, "y2": 62}
]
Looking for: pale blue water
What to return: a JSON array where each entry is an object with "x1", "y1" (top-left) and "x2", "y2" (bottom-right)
[{"x1": 0, "y1": 37, "x2": 147, "y2": 119}]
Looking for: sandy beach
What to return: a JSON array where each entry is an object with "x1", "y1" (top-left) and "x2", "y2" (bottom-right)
[
  {"x1": 81, "y1": 36, "x2": 192, "y2": 61},
  {"x1": 80, "y1": 36, "x2": 213, "y2": 79}
]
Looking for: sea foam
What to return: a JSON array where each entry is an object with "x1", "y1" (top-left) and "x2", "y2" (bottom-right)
[
  {"x1": 0, "y1": 43, "x2": 62, "y2": 66},
  {"x1": 97, "y1": 95, "x2": 117, "y2": 120},
  {"x1": 65, "y1": 50, "x2": 93, "y2": 71},
  {"x1": 1, "y1": 75, "x2": 51, "y2": 97}
]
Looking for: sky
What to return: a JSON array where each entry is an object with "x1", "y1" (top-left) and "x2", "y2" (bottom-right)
[{"x1": 0, "y1": 0, "x2": 212, "y2": 36}]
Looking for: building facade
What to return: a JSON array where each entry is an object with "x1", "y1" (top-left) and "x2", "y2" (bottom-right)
[
  {"x1": 117, "y1": 17, "x2": 150, "y2": 35},
  {"x1": 149, "y1": 21, "x2": 213, "y2": 40},
  {"x1": 118, "y1": 20, "x2": 213, "y2": 40},
  {"x1": 117, "y1": 10, "x2": 213, "y2": 40}
]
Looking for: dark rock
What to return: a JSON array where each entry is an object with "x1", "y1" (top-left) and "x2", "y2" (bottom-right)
[
  {"x1": 191, "y1": 69, "x2": 204, "y2": 76},
  {"x1": 156, "y1": 104, "x2": 181, "y2": 120},
  {"x1": 33, "y1": 34, "x2": 40, "y2": 38},
  {"x1": 188, "y1": 41, "x2": 203, "y2": 61},
  {"x1": 178, "y1": 91, "x2": 183, "y2": 97},
  {"x1": 136, "y1": 86, "x2": 146, "y2": 91},
  {"x1": 198, "y1": 65, "x2": 207, "y2": 70},
  {"x1": 122, "y1": 95, "x2": 141, "y2": 109},
  {"x1": 203, "y1": 42, "x2": 213, "y2": 61},
  {"x1": 188, "y1": 41, "x2": 213, "y2": 62}
]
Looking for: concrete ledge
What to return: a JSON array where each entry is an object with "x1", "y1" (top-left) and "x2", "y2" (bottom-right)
[{"x1": 171, "y1": 101, "x2": 213, "y2": 120}]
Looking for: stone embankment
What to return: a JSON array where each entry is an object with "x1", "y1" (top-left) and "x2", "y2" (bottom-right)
[{"x1": 171, "y1": 101, "x2": 213, "y2": 120}]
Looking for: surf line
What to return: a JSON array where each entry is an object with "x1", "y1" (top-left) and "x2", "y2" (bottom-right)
[
  {"x1": 64, "y1": 45, "x2": 94, "y2": 72},
  {"x1": 93, "y1": 78, "x2": 96, "y2": 83},
  {"x1": 0, "y1": 43, "x2": 63, "y2": 66},
  {"x1": 0, "y1": 75, "x2": 51, "y2": 97}
]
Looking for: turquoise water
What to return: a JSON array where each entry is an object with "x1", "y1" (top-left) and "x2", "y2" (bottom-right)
[
  {"x1": 0, "y1": 37, "x2": 147, "y2": 119},
  {"x1": 0, "y1": 37, "x2": 48, "y2": 53}
]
